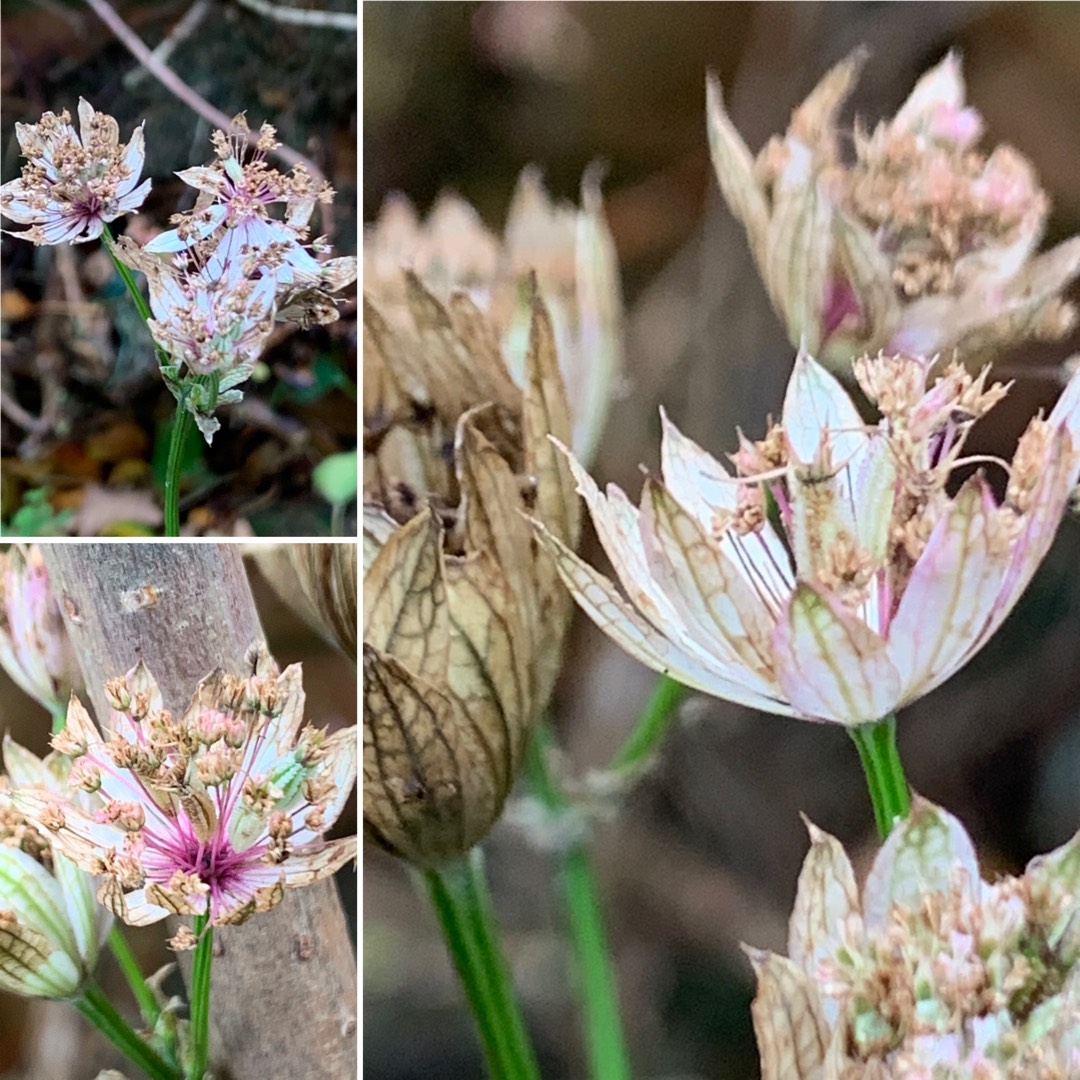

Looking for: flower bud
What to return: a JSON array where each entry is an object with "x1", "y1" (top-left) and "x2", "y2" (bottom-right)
[
  {"x1": 0, "y1": 736, "x2": 107, "y2": 999},
  {"x1": 0, "y1": 545, "x2": 80, "y2": 714},
  {"x1": 252, "y1": 543, "x2": 357, "y2": 656},
  {"x1": 363, "y1": 271, "x2": 579, "y2": 866}
]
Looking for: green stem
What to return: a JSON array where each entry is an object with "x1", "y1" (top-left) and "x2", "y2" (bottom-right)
[
  {"x1": 74, "y1": 981, "x2": 179, "y2": 1080},
  {"x1": 850, "y1": 714, "x2": 912, "y2": 839},
  {"x1": 163, "y1": 408, "x2": 191, "y2": 538},
  {"x1": 101, "y1": 223, "x2": 154, "y2": 326},
  {"x1": 50, "y1": 702, "x2": 68, "y2": 735},
  {"x1": 187, "y1": 915, "x2": 213, "y2": 1080},
  {"x1": 421, "y1": 852, "x2": 541, "y2": 1080},
  {"x1": 610, "y1": 674, "x2": 687, "y2": 773},
  {"x1": 101, "y1": 223, "x2": 186, "y2": 537},
  {"x1": 108, "y1": 925, "x2": 160, "y2": 1027},
  {"x1": 526, "y1": 725, "x2": 630, "y2": 1080},
  {"x1": 330, "y1": 500, "x2": 346, "y2": 538}
]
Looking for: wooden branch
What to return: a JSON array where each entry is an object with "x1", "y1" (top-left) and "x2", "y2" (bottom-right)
[{"x1": 40, "y1": 544, "x2": 357, "y2": 1080}]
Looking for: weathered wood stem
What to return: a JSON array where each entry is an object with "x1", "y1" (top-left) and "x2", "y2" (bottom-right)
[{"x1": 41, "y1": 544, "x2": 357, "y2": 1080}]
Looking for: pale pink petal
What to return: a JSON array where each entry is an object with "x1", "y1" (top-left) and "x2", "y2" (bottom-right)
[
  {"x1": 788, "y1": 818, "x2": 860, "y2": 1023},
  {"x1": 281, "y1": 836, "x2": 357, "y2": 888},
  {"x1": 173, "y1": 165, "x2": 226, "y2": 197},
  {"x1": 291, "y1": 726, "x2": 357, "y2": 841},
  {"x1": 116, "y1": 123, "x2": 147, "y2": 197},
  {"x1": 659, "y1": 409, "x2": 794, "y2": 607},
  {"x1": 113, "y1": 888, "x2": 171, "y2": 927},
  {"x1": 743, "y1": 947, "x2": 830, "y2": 1080},
  {"x1": 76, "y1": 98, "x2": 96, "y2": 145},
  {"x1": 1048, "y1": 361, "x2": 1080, "y2": 459},
  {"x1": 640, "y1": 478, "x2": 781, "y2": 693},
  {"x1": 11, "y1": 791, "x2": 124, "y2": 874},
  {"x1": 530, "y1": 519, "x2": 800, "y2": 714},
  {"x1": 862, "y1": 797, "x2": 979, "y2": 934},
  {"x1": 892, "y1": 51, "x2": 968, "y2": 133},
  {"x1": 773, "y1": 582, "x2": 901, "y2": 725},
  {"x1": 888, "y1": 477, "x2": 1007, "y2": 700},
  {"x1": 782, "y1": 347, "x2": 866, "y2": 473},
  {"x1": 561, "y1": 449, "x2": 699, "y2": 643},
  {"x1": 116, "y1": 178, "x2": 152, "y2": 213},
  {"x1": 951, "y1": 427, "x2": 1076, "y2": 681}
]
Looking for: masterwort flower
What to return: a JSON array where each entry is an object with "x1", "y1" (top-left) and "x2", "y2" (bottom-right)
[
  {"x1": 13, "y1": 648, "x2": 356, "y2": 934},
  {"x1": 143, "y1": 114, "x2": 356, "y2": 318},
  {"x1": 534, "y1": 349, "x2": 1080, "y2": 727},
  {"x1": 364, "y1": 272, "x2": 579, "y2": 865},
  {"x1": 0, "y1": 736, "x2": 109, "y2": 999},
  {"x1": 0, "y1": 98, "x2": 151, "y2": 245},
  {"x1": 746, "y1": 799, "x2": 1080, "y2": 1078},
  {"x1": 116, "y1": 229, "x2": 279, "y2": 443},
  {"x1": 0, "y1": 545, "x2": 80, "y2": 715},
  {"x1": 365, "y1": 166, "x2": 623, "y2": 464},
  {"x1": 707, "y1": 50, "x2": 1080, "y2": 367}
]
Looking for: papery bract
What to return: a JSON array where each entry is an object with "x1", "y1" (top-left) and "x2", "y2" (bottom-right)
[
  {"x1": 0, "y1": 545, "x2": 80, "y2": 714},
  {"x1": 363, "y1": 275, "x2": 579, "y2": 865},
  {"x1": 364, "y1": 166, "x2": 623, "y2": 464}
]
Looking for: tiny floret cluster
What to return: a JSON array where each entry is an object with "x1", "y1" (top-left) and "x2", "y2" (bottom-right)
[
  {"x1": 14, "y1": 647, "x2": 356, "y2": 938},
  {"x1": 0, "y1": 98, "x2": 150, "y2": 244}
]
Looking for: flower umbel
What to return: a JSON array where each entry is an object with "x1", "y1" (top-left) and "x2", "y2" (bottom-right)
[
  {"x1": 0, "y1": 98, "x2": 151, "y2": 245},
  {"x1": 746, "y1": 799, "x2": 1080, "y2": 1078},
  {"x1": 533, "y1": 349, "x2": 1080, "y2": 726},
  {"x1": 0, "y1": 737, "x2": 108, "y2": 999},
  {"x1": 0, "y1": 545, "x2": 80, "y2": 715},
  {"x1": 14, "y1": 648, "x2": 356, "y2": 929},
  {"x1": 707, "y1": 50, "x2": 1080, "y2": 367},
  {"x1": 143, "y1": 114, "x2": 356, "y2": 321}
]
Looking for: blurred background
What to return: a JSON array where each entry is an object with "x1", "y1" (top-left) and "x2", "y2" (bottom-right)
[
  {"x1": 1, "y1": 0, "x2": 357, "y2": 536},
  {"x1": 364, "y1": 3, "x2": 1080, "y2": 1078},
  {"x1": 0, "y1": 544, "x2": 357, "y2": 1079}
]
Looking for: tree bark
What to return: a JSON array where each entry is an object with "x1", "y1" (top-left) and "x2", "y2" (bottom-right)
[{"x1": 41, "y1": 543, "x2": 357, "y2": 1080}]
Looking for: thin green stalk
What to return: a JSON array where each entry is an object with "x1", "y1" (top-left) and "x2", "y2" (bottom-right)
[
  {"x1": 163, "y1": 408, "x2": 191, "y2": 537},
  {"x1": 108, "y1": 925, "x2": 160, "y2": 1026},
  {"x1": 74, "y1": 981, "x2": 179, "y2": 1080},
  {"x1": 850, "y1": 714, "x2": 911, "y2": 839},
  {"x1": 101, "y1": 223, "x2": 154, "y2": 326},
  {"x1": 610, "y1": 674, "x2": 687, "y2": 773},
  {"x1": 187, "y1": 915, "x2": 213, "y2": 1080},
  {"x1": 421, "y1": 852, "x2": 541, "y2": 1080},
  {"x1": 50, "y1": 702, "x2": 68, "y2": 735},
  {"x1": 526, "y1": 724, "x2": 630, "y2": 1080},
  {"x1": 101, "y1": 223, "x2": 187, "y2": 536},
  {"x1": 330, "y1": 500, "x2": 346, "y2": 538}
]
